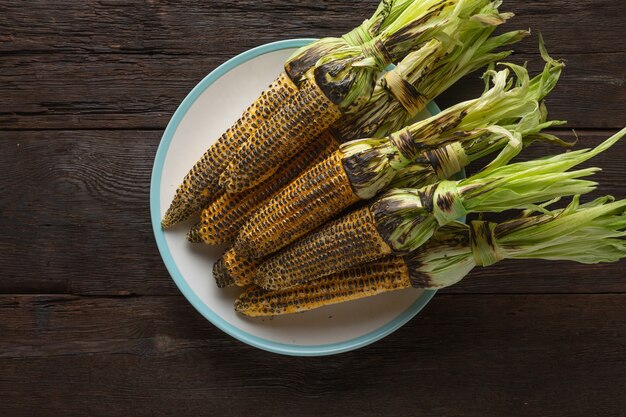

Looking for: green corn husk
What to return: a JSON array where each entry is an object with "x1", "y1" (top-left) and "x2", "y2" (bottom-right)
[
  {"x1": 372, "y1": 127, "x2": 626, "y2": 253},
  {"x1": 332, "y1": 2, "x2": 526, "y2": 141},
  {"x1": 285, "y1": 0, "x2": 416, "y2": 83},
  {"x1": 405, "y1": 195, "x2": 626, "y2": 289},
  {"x1": 312, "y1": 0, "x2": 473, "y2": 114},
  {"x1": 341, "y1": 41, "x2": 568, "y2": 199}
]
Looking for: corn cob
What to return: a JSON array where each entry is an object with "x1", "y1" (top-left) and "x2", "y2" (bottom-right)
[
  {"x1": 255, "y1": 206, "x2": 393, "y2": 290},
  {"x1": 235, "y1": 42, "x2": 564, "y2": 259},
  {"x1": 220, "y1": 0, "x2": 471, "y2": 192},
  {"x1": 235, "y1": 151, "x2": 363, "y2": 258},
  {"x1": 238, "y1": 195, "x2": 626, "y2": 316},
  {"x1": 213, "y1": 247, "x2": 259, "y2": 288},
  {"x1": 253, "y1": 128, "x2": 626, "y2": 291},
  {"x1": 160, "y1": 0, "x2": 412, "y2": 228},
  {"x1": 235, "y1": 256, "x2": 410, "y2": 316},
  {"x1": 191, "y1": 132, "x2": 340, "y2": 245},
  {"x1": 161, "y1": 72, "x2": 297, "y2": 228}
]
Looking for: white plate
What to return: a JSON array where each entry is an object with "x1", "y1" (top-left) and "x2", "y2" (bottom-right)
[{"x1": 150, "y1": 39, "x2": 441, "y2": 356}]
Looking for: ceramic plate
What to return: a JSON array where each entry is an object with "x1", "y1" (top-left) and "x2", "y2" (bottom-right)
[{"x1": 150, "y1": 39, "x2": 442, "y2": 356}]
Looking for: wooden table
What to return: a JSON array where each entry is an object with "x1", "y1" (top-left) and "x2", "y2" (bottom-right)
[{"x1": 1, "y1": 1, "x2": 625, "y2": 415}]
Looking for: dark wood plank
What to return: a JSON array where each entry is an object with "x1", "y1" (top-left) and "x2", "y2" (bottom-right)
[
  {"x1": 1, "y1": 0, "x2": 623, "y2": 55},
  {"x1": 0, "y1": 129, "x2": 624, "y2": 295},
  {"x1": 1, "y1": 51, "x2": 623, "y2": 130},
  {"x1": 0, "y1": 130, "x2": 174, "y2": 295},
  {"x1": 1, "y1": 1, "x2": 624, "y2": 414},
  {"x1": 0, "y1": 0, "x2": 624, "y2": 129},
  {"x1": 0, "y1": 294, "x2": 625, "y2": 416}
]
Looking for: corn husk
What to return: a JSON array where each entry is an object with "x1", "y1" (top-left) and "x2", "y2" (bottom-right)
[
  {"x1": 311, "y1": 0, "x2": 471, "y2": 115},
  {"x1": 333, "y1": 2, "x2": 526, "y2": 141},
  {"x1": 341, "y1": 41, "x2": 569, "y2": 199},
  {"x1": 372, "y1": 127, "x2": 626, "y2": 253},
  {"x1": 405, "y1": 195, "x2": 626, "y2": 288},
  {"x1": 285, "y1": 0, "x2": 416, "y2": 83}
]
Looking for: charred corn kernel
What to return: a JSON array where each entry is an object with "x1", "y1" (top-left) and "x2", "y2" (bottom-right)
[
  {"x1": 161, "y1": 73, "x2": 297, "y2": 228},
  {"x1": 236, "y1": 149, "x2": 359, "y2": 259},
  {"x1": 214, "y1": 247, "x2": 259, "y2": 288},
  {"x1": 198, "y1": 132, "x2": 340, "y2": 245},
  {"x1": 235, "y1": 256, "x2": 410, "y2": 316},
  {"x1": 254, "y1": 207, "x2": 392, "y2": 291},
  {"x1": 187, "y1": 222, "x2": 204, "y2": 243},
  {"x1": 212, "y1": 257, "x2": 234, "y2": 288},
  {"x1": 220, "y1": 79, "x2": 343, "y2": 193}
]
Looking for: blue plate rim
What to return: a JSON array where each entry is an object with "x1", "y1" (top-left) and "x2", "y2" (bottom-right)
[{"x1": 150, "y1": 38, "x2": 440, "y2": 356}]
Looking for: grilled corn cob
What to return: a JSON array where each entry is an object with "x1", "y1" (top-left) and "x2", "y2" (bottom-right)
[
  {"x1": 220, "y1": 0, "x2": 471, "y2": 192},
  {"x1": 253, "y1": 128, "x2": 626, "y2": 290},
  {"x1": 191, "y1": 132, "x2": 340, "y2": 244},
  {"x1": 238, "y1": 195, "x2": 626, "y2": 316},
  {"x1": 160, "y1": 71, "x2": 297, "y2": 228},
  {"x1": 235, "y1": 43, "x2": 564, "y2": 259},
  {"x1": 235, "y1": 256, "x2": 410, "y2": 316},
  {"x1": 160, "y1": 0, "x2": 412, "y2": 228}
]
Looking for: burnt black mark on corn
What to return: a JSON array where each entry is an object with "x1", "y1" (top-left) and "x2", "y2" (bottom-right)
[
  {"x1": 494, "y1": 215, "x2": 552, "y2": 239},
  {"x1": 411, "y1": 110, "x2": 467, "y2": 147},
  {"x1": 418, "y1": 186, "x2": 435, "y2": 213},
  {"x1": 405, "y1": 261, "x2": 434, "y2": 288},
  {"x1": 391, "y1": 77, "x2": 426, "y2": 114},
  {"x1": 370, "y1": 198, "x2": 424, "y2": 246},
  {"x1": 223, "y1": 77, "x2": 340, "y2": 192},
  {"x1": 476, "y1": 221, "x2": 496, "y2": 250},
  {"x1": 390, "y1": 129, "x2": 424, "y2": 161},
  {"x1": 470, "y1": 221, "x2": 501, "y2": 265},
  {"x1": 369, "y1": 0, "x2": 393, "y2": 34},
  {"x1": 242, "y1": 256, "x2": 411, "y2": 315},
  {"x1": 254, "y1": 207, "x2": 390, "y2": 290},
  {"x1": 371, "y1": 207, "x2": 404, "y2": 244},
  {"x1": 331, "y1": 109, "x2": 384, "y2": 143},
  {"x1": 405, "y1": 49, "x2": 442, "y2": 89},
  {"x1": 213, "y1": 258, "x2": 234, "y2": 288},
  {"x1": 186, "y1": 222, "x2": 204, "y2": 243},
  {"x1": 314, "y1": 58, "x2": 357, "y2": 106},
  {"x1": 341, "y1": 148, "x2": 384, "y2": 193},
  {"x1": 436, "y1": 191, "x2": 455, "y2": 213},
  {"x1": 163, "y1": 73, "x2": 297, "y2": 226},
  {"x1": 426, "y1": 147, "x2": 446, "y2": 177},
  {"x1": 203, "y1": 134, "x2": 339, "y2": 244},
  {"x1": 385, "y1": 1, "x2": 447, "y2": 52},
  {"x1": 365, "y1": 39, "x2": 392, "y2": 67},
  {"x1": 285, "y1": 42, "x2": 342, "y2": 82}
]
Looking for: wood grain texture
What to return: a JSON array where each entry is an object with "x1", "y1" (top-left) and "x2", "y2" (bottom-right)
[
  {"x1": 0, "y1": 294, "x2": 625, "y2": 416},
  {"x1": 1, "y1": 1, "x2": 625, "y2": 414},
  {"x1": 1, "y1": 52, "x2": 623, "y2": 130},
  {"x1": 0, "y1": 130, "x2": 624, "y2": 295},
  {"x1": 0, "y1": 0, "x2": 624, "y2": 129},
  {"x1": 1, "y1": 0, "x2": 622, "y2": 55}
]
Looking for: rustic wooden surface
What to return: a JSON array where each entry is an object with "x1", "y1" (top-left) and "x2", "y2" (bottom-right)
[{"x1": 0, "y1": 1, "x2": 624, "y2": 415}]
